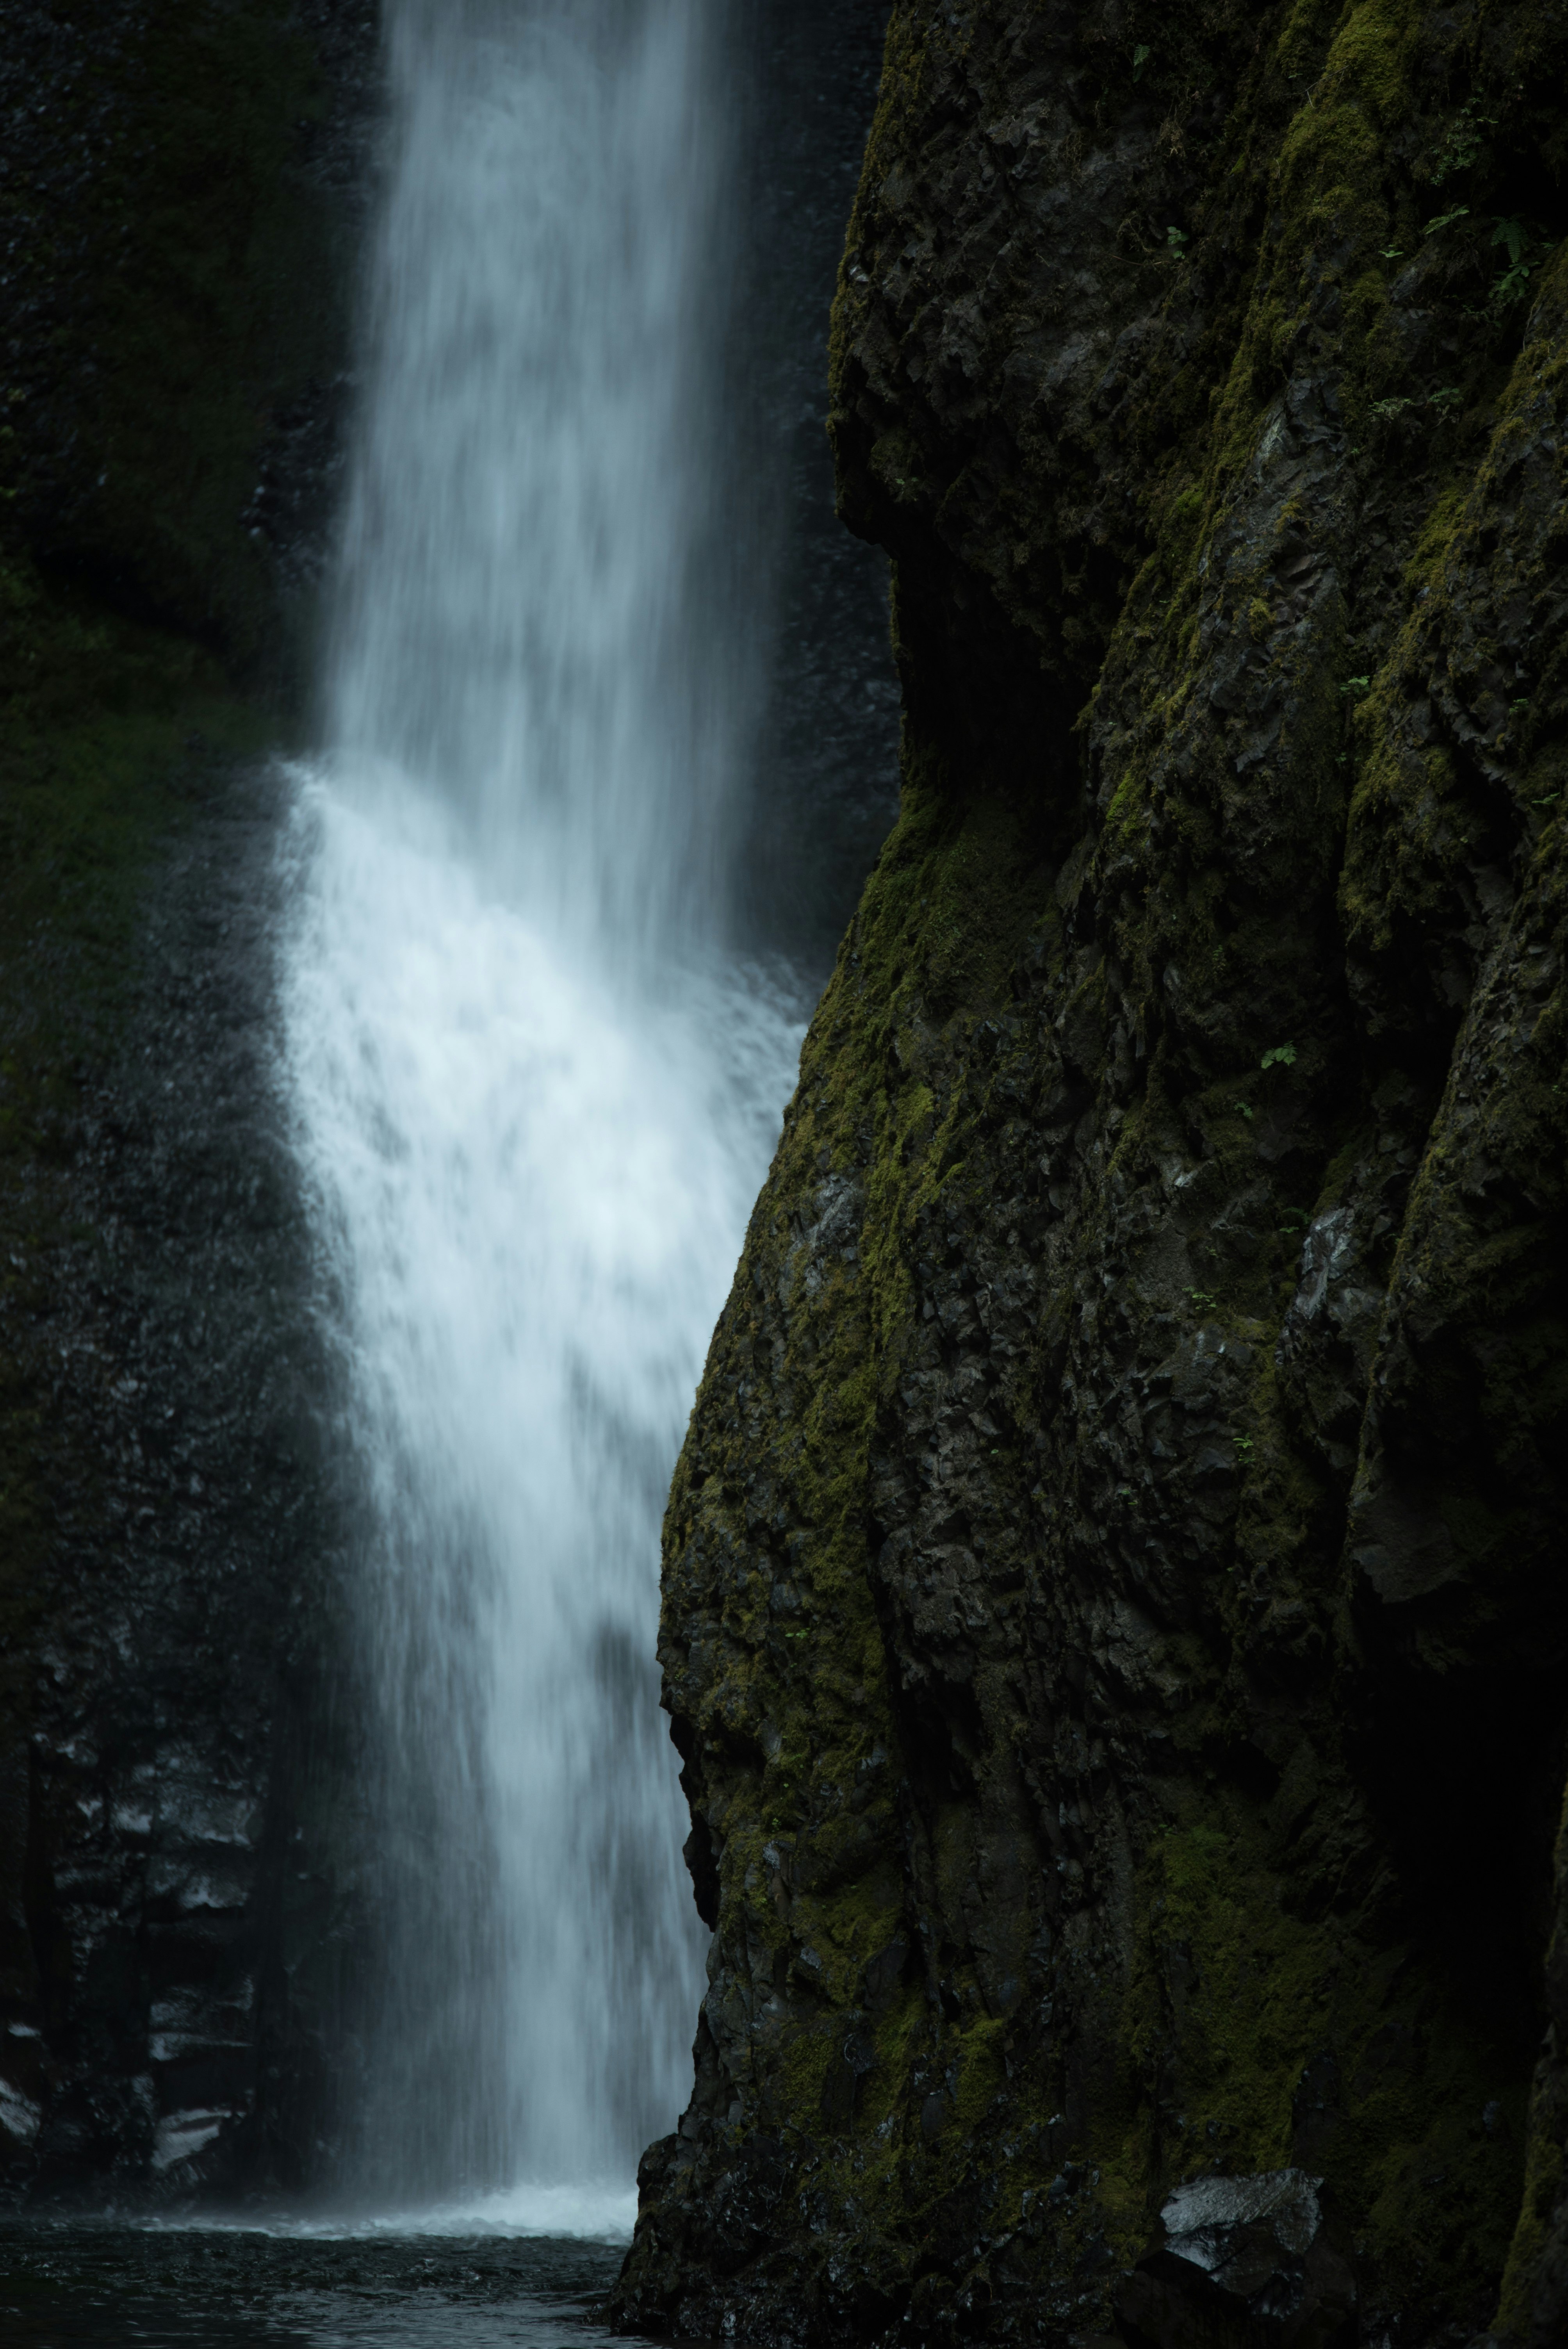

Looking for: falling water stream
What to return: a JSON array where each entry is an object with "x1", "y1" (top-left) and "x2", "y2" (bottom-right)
[
  {"x1": 0, "y1": 0, "x2": 899, "y2": 2339},
  {"x1": 279, "y1": 0, "x2": 799, "y2": 2219}
]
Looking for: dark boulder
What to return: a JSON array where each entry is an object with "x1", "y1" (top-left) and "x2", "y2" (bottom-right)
[{"x1": 1116, "y1": 2172, "x2": 1358, "y2": 2349}]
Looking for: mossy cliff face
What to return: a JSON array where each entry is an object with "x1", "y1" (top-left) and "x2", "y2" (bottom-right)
[
  {"x1": 0, "y1": 4, "x2": 374, "y2": 2199},
  {"x1": 612, "y1": 4, "x2": 1568, "y2": 2343}
]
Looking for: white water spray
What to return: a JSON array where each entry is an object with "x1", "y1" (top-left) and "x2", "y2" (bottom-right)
[{"x1": 280, "y1": 0, "x2": 797, "y2": 2208}]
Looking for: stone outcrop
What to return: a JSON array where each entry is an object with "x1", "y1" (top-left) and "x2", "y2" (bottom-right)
[{"x1": 613, "y1": 4, "x2": 1568, "y2": 2343}]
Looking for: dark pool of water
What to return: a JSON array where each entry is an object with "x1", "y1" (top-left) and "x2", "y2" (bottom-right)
[{"x1": 0, "y1": 2224, "x2": 633, "y2": 2348}]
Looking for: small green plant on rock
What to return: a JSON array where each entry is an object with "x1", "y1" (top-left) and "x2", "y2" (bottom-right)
[
  {"x1": 1490, "y1": 216, "x2": 1544, "y2": 305},
  {"x1": 1261, "y1": 1043, "x2": 1297, "y2": 1070},
  {"x1": 1430, "y1": 100, "x2": 1495, "y2": 185}
]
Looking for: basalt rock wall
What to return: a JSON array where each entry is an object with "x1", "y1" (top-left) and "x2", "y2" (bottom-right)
[
  {"x1": 615, "y1": 4, "x2": 1568, "y2": 2344},
  {"x1": 0, "y1": 1, "x2": 378, "y2": 2201}
]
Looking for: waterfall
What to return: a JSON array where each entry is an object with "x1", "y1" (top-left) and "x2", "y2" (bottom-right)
[{"x1": 278, "y1": 0, "x2": 797, "y2": 2216}]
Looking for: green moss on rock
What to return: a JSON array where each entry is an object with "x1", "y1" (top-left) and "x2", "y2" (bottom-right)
[{"x1": 614, "y1": 3, "x2": 1568, "y2": 2344}]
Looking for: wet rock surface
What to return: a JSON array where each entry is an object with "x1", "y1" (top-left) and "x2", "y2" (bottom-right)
[
  {"x1": 0, "y1": 758, "x2": 364, "y2": 2203},
  {"x1": 615, "y1": 4, "x2": 1568, "y2": 2344},
  {"x1": 1114, "y1": 2171, "x2": 1356, "y2": 2349},
  {"x1": 735, "y1": 0, "x2": 903, "y2": 973},
  {"x1": 0, "y1": 0, "x2": 378, "y2": 2206}
]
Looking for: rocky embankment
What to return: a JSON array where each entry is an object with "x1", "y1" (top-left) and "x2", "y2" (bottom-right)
[
  {"x1": 0, "y1": 1, "x2": 375, "y2": 2200},
  {"x1": 614, "y1": 4, "x2": 1568, "y2": 2344}
]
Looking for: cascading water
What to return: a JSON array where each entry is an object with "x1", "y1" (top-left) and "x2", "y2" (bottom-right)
[{"x1": 279, "y1": 0, "x2": 798, "y2": 2219}]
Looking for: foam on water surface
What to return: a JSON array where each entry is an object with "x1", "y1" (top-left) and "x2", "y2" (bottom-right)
[{"x1": 144, "y1": 2180, "x2": 638, "y2": 2244}]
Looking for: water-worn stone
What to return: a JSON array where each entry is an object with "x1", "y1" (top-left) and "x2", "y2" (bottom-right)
[
  {"x1": 1115, "y1": 2171, "x2": 1356, "y2": 2349},
  {"x1": 613, "y1": 3, "x2": 1568, "y2": 2343}
]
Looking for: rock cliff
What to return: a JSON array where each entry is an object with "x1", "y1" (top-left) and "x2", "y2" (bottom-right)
[
  {"x1": 613, "y1": 4, "x2": 1568, "y2": 2343},
  {"x1": 0, "y1": 0, "x2": 376, "y2": 2200}
]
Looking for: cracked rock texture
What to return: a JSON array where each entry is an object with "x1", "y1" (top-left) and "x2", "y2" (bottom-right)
[{"x1": 612, "y1": 4, "x2": 1568, "y2": 2344}]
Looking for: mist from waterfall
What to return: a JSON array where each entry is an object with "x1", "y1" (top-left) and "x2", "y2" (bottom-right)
[{"x1": 278, "y1": 0, "x2": 799, "y2": 2215}]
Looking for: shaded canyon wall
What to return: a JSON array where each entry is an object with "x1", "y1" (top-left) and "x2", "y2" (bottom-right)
[
  {"x1": 615, "y1": 3, "x2": 1568, "y2": 2344},
  {"x1": 0, "y1": 0, "x2": 379, "y2": 2199}
]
